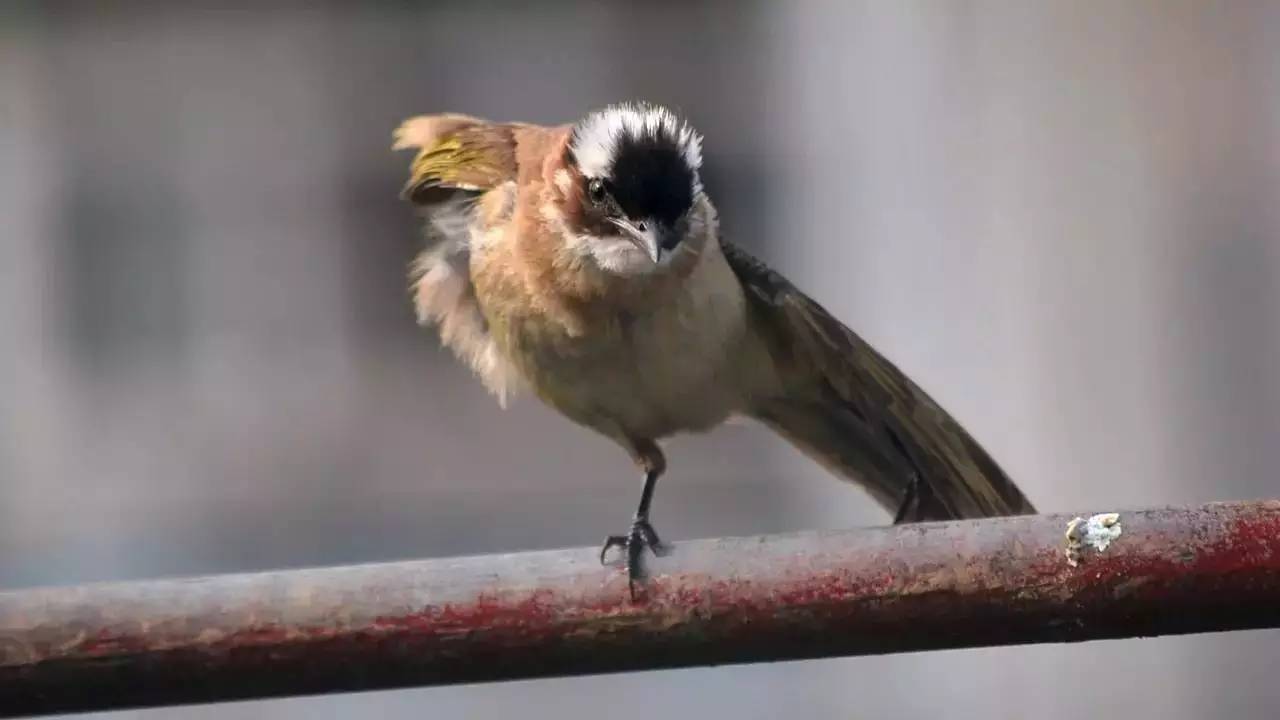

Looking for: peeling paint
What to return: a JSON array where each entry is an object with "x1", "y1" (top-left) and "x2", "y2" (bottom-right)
[{"x1": 1065, "y1": 512, "x2": 1123, "y2": 567}]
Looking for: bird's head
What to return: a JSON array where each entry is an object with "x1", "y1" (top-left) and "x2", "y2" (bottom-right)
[{"x1": 546, "y1": 102, "x2": 711, "y2": 277}]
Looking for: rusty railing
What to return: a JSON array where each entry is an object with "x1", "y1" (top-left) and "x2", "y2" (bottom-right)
[{"x1": 3, "y1": 501, "x2": 1279, "y2": 717}]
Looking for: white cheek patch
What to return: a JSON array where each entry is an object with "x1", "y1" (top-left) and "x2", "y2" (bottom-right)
[
  {"x1": 590, "y1": 238, "x2": 657, "y2": 275},
  {"x1": 564, "y1": 230, "x2": 655, "y2": 277},
  {"x1": 540, "y1": 199, "x2": 659, "y2": 277}
]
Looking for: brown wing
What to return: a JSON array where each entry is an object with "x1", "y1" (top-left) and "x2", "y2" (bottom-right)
[
  {"x1": 393, "y1": 114, "x2": 520, "y2": 203},
  {"x1": 392, "y1": 114, "x2": 522, "y2": 403},
  {"x1": 722, "y1": 241, "x2": 1036, "y2": 521}
]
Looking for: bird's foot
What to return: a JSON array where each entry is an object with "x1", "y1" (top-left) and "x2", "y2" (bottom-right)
[{"x1": 599, "y1": 517, "x2": 668, "y2": 600}]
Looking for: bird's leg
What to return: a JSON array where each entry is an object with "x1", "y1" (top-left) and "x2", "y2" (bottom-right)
[
  {"x1": 892, "y1": 470, "x2": 921, "y2": 524},
  {"x1": 600, "y1": 440, "x2": 668, "y2": 599},
  {"x1": 885, "y1": 426, "x2": 926, "y2": 525},
  {"x1": 599, "y1": 469, "x2": 666, "y2": 563}
]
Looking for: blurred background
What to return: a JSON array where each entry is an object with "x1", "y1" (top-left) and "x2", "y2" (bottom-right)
[{"x1": 2, "y1": 1, "x2": 1278, "y2": 718}]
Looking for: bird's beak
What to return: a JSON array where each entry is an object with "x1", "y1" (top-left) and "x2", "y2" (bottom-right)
[{"x1": 612, "y1": 219, "x2": 667, "y2": 264}]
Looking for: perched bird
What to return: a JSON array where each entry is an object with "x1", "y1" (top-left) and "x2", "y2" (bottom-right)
[{"x1": 393, "y1": 101, "x2": 1035, "y2": 596}]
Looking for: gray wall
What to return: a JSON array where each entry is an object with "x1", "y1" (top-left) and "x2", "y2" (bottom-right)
[{"x1": 2, "y1": 2, "x2": 1278, "y2": 718}]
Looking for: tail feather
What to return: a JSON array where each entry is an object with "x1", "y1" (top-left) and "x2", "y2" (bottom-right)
[
  {"x1": 754, "y1": 391, "x2": 1033, "y2": 523},
  {"x1": 721, "y1": 240, "x2": 1036, "y2": 522}
]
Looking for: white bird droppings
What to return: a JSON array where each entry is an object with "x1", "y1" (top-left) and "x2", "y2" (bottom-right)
[{"x1": 1064, "y1": 512, "x2": 1123, "y2": 567}]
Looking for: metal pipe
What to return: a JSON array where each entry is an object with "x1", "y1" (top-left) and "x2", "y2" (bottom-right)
[{"x1": 3, "y1": 501, "x2": 1279, "y2": 717}]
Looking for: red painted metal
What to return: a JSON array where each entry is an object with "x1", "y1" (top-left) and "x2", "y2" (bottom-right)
[{"x1": 2, "y1": 501, "x2": 1280, "y2": 717}]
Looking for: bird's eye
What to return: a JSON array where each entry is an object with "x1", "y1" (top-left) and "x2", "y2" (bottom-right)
[{"x1": 587, "y1": 179, "x2": 607, "y2": 205}]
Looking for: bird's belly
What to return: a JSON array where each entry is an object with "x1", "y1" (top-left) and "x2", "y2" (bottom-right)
[
  {"x1": 508, "y1": 316, "x2": 745, "y2": 441},
  {"x1": 524, "y1": 344, "x2": 739, "y2": 439},
  {"x1": 591, "y1": 363, "x2": 737, "y2": 438}
]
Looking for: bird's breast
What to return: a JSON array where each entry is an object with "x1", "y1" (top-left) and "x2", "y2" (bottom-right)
[{"x1": 498, "y1": 246, "x2": 754, "y2": 441}]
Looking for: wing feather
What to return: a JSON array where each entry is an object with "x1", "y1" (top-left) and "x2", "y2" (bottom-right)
[
  {"x1": 393, "y1": 115, "x2": 521, "y2": 404},
  {"x1": 722, "y1": 242, "x2": 1035, "y2": 521}
]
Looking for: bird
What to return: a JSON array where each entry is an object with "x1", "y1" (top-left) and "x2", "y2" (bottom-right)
[{"x1": 392, "y1": 101, "x2": 1036, "y2": 598}]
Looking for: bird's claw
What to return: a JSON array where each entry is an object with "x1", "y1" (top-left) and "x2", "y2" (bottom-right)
[{"x1": 599, "y1": 518, "x2": 667, "y2": 599}]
